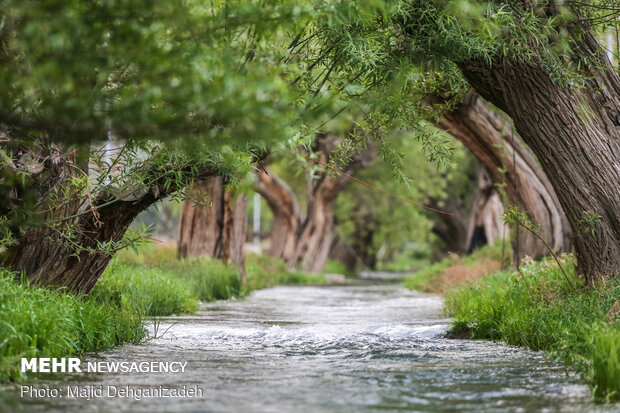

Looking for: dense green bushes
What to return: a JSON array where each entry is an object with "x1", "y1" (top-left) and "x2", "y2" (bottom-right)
[
  {"x1": 0, "y1": 269, "x2": 146, "y2": 382},
  {"x1": 445, "y1": 255, "x2": 619, "y2": 402}
]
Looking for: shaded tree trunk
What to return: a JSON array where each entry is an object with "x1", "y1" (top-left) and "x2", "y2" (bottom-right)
[
  {"x1": 177, "y1": 177, "x2": 248, "y2": 280},
  {"x1": 431, "y1": 93, "x2": 572, "y2": 259},
  {"x1": 256, "y1": 133, "x2": 375, "y2": 272},
  {"x1": 1, "y1": 143, "x2": 219, "y2": 294},
  {"x1": 177, "y1": 177, "x2": 226, "y2": 259},
  {"x1": 458, "y1": 31, "x2": 620, "y2": 282},
  {"x1": 254, "y1": 171, "x2": 299, "y2": 260},
  {"x1": 429, "y1": 167, "x2": 508, "y2": 256}
]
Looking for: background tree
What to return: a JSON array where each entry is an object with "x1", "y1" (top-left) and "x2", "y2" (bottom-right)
[{"x1": 290, "y1": 1, "x2": 620, "y2": 282}]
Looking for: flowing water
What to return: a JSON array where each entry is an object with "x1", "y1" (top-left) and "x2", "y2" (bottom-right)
[{"x1": 2, "y1": 284, "x2": 616, "y2": 412}]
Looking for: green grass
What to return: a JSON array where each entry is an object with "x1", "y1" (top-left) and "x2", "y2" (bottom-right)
[
  {"x1": 0, "y1": 243, "x2": 332, "y2": 382},
  {"x1": 91, "y1": 260, "x2": 198, "y2": 316},
  {"x1": 0, "y1": 269, "x2": 146, "y2": 382},
  {"x1": 403, "y1": 243, "x2": 510, "y2": 293},
  {"x1": 116, "y1": 243, "x2": 327, "y2": 301},
  {"x1": 445, "y1": 255, "x2": 620, "y2": 402}
]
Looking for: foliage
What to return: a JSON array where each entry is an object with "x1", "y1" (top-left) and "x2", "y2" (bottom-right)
[
  {"x1": 334, "y1": 137, "x2": 476, "y2": 270},
  {"x1": 91, "y1": 260, "x2": 198, "y2": 316},
  {"x1": 403, "y1": 242, "x2": 510, "y2": 293},
  {"x1": 445, "y1": 255, "x2": 620, "y2": 402},
  {"x1": 0, "y1": 268, "x2": 146, "y2": 382}
]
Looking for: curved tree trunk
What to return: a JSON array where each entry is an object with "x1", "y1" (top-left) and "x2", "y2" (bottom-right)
[
  {"x1": 432, "y1": 93, "x2": 572, "y2": 259},
  {"x1": 288, "y1": 175, "x2": 341, "y2": 272},
  {"x1": 1, "y1": 144, "x2": 219, "y2": 294},
  {"x1": 256, "y1": 133, "x2": 376, "y2": 272},
  {"x1": 458, "y1": 31, "x2": 620, "y2": 282},
  {"x1": 255, "y1": 171, "x2": 299, "y2": 260}
]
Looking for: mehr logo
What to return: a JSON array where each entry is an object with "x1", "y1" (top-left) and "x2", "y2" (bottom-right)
[{"x1": 21, "y1": 358, "x2": 82, "y2": 373}]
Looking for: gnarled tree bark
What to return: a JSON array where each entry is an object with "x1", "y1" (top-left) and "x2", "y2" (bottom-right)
[
  {"x1": 431, "y1": 93, "x2": 572, "y2": 259},
  {"x1": 0, "y1": 142, "x2": 219, "y2": 294},
  {"x1": 176, "y1": 177, "x2": 248, "y2": 282},
  {"x1": 458, "y1": 31, "x2": 620, "y2": 282}
]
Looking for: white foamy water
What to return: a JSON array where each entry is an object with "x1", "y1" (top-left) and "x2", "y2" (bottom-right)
[{"x1": 3, "y1": 285, "x2": 615, "y2": 413}]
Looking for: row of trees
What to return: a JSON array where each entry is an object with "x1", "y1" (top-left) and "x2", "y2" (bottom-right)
[{"x1": 0, "y1": 1, "x2": 618, "y2": 294}]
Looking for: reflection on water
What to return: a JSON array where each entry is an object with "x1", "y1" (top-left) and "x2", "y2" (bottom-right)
[{"x1": 2, "y1": 285, "x2": 616, "y2": 412}]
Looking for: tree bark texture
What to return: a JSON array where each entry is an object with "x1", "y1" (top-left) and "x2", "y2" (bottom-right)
[
  {"x1": 176, "y1": 177, "x2": 248, "y2": 280},
  {"x1": 432, "y1": 93, "x2": 572, "y2": 259},
  {"x1": 458, "y1": 31, "x2": 620, "y2": 282},
  {"x1": 1, "y1": 143, "x2": 219, "y2": 294},
  {"x1": 254, "y1": 171, "x2": 300, "y2": 260}
]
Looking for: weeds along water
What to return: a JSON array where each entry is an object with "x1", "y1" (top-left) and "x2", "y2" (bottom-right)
[
  {"x1": 0, "y1": 244, "x2": 330, "y2": 382},
  {"x1": 404, "y1": 249, "x2": 620, "y2": 402}
]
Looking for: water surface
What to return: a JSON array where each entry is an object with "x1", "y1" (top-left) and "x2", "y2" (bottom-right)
[{"x1": 3, "y1": 285, "x2": 614, "y2": 412}]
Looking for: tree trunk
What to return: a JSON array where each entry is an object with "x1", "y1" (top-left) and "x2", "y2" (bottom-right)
[
  {"x1": 458, "y1": 32, "x2": 620, "y2": 282},
  {"x1": 177, "y1": 177, "x2": 226, "y2": 259},
  {"x1": 288, "y1": 176, "x2": 341, "y2": 272},
  {"x1": 255, "y1": 170, "x2": 299, "y2": 260},
  {"x1": 465, "y1": 168, "x2": 508, "y2": 253},
  {"x1": 1, "y1": 147, "x2": 219, "y2": 294},
  {"x1": 432, "y1": 93, "x2": 572, "y2": 259},
  {"x1": 256, "y1": 133, "x2": 376, "y2": 272},
  {"x1": 177, "y1": 177, "x2": 248, "y2": 274},
  {"x1": 231, "y1": 194, "x2": 248, "y2": 285},
  {"x1": 429, "y1": 167, "x2": 508, "y2": 256}
]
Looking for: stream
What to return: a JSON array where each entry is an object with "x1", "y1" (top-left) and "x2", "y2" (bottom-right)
[{"x1": 2, "y1": 284, "x2": 615, "y2": 412}]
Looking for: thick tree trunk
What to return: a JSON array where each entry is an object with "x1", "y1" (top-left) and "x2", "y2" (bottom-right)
[
  {"x1": 1, "y1": 148, "x2": 219, "y2": 294},
  {"x1": 256, "y1": 133, "x2": 375, "y2": 272},
  {"x1": 177, "y1": 177, "x2": 226, "y2": 259},
  {"x1": 458, "y1": 32, "x2": 620, "y2": 282},
  {"x1": 177, "y1": 177, "x2": 248, "y2": 279},
  {"x1": 432, "y1": 93, "x2": 572, "y2": 258},
  {"x1": 255, "y1": 170, "x2": 299, "y2": 260}
]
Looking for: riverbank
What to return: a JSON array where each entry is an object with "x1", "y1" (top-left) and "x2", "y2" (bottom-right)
[
  {"x1": 404, "y1": 250, "x2": 620, "y2": 402},
  {"x1": 0, "y1": 244, "x2": 330, "y2": 382}
]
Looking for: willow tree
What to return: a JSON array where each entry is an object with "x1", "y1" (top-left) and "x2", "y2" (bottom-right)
[
  {"x1": 256, "y1": 133, "x2": 376, "y2": 272},
  {"x1": 292, "y1": 1, "x2": 619, "y2": 283},
  {"x1": 0, "y1": 0, "x2": 312, "y2": 293},
  {"x1": 177, "y1": 177, "x2": 249, "y2": 282}
]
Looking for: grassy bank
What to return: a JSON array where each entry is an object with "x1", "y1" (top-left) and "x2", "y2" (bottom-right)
[
  {"x1": 116, "y1": 243, "x2": 328, "y2": 299},
  {"x1": 0, "y1": 269, "x2": 147, "y2": 382},
  {"x1": 1, "y1": 243, "x2": 329, "y2": 381},
  {"x1": 403, "y1": 243, "x2": 510, "y2": 294},
  {"x1": 407, "y1": 250, "x2": 619, "y2": 402}
]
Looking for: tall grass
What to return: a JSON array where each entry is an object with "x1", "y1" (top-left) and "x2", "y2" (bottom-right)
[
  {"x1": 92, "y1": 260, "x2": 198, "y2": 315},
  {"x1": 117, "y1": 243, "x2": 327, "y2": 301},
  {"x1": 445, "y1": 255, "x2": 620, "y2": 402},
  {"x1": 0, "y1": 269, "x2": 146, "y2": 382},
  {"x1": 404, "y1": 243, "x2": 509, "y2": 294}
]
